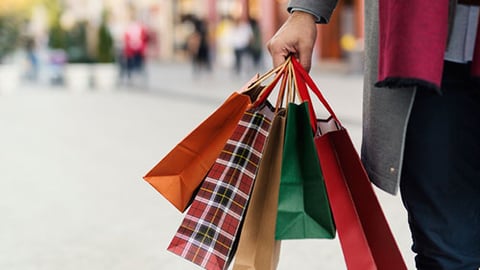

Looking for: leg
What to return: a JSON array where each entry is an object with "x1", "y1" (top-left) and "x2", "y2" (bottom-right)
[
  {"x1": 401, "y1": 61, "x2": 480, "y2": 270},
  {"x1": 234, "y1": 48, "x2": 242, "y2": 74}
]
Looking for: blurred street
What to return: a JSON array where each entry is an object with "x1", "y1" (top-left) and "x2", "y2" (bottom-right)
[{"x1": 0, "y1": 61, "x2": 415, "y2": 269}]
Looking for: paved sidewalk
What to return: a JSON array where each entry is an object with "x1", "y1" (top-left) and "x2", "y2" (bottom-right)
[{"x1": 0, "y1": 61, "x2": 414, "y2": 269}]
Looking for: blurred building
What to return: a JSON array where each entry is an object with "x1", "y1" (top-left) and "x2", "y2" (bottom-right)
[
  {"x1": 167, "y1": 0, "x2": 364, "y2": 62},
  {"x1": 23, "y1": 0, "x2": 364, "y2": 64}
]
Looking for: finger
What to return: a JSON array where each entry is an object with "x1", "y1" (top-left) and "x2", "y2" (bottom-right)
[
  {"x1": 267, "y1": 41, "x2": 287, "y2": 68},
  {"x1": 267, "y1": 40, "x2": 285, "y2": 68},
  {"x1": 297, "y1": 46, "x2": 313, "y2": 72}
]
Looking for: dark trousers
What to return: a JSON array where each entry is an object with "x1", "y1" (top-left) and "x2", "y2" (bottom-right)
[
  {"x1": 401, "y1": 61, "x2": 480, "y2": 270},
  {"x1": 234, "y1": 47, "x2": 248, "y2": 73}
]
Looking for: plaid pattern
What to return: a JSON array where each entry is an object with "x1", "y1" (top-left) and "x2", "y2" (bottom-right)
[{"x1": 168, "y1": 105, "x2": 274, "y2": 270}]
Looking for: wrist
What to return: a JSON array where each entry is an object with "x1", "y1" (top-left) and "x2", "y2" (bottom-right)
[{"x1": 291, "y1": 10, "x2": 319, "y2": 24}]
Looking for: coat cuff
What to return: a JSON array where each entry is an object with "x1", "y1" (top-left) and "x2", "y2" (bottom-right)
[
  {"x1": 288, "y1": 0, "x2": 338, "y2": 23},
  {"x1": 288, "y1": 7, "x2": 323, "y2": 23}
]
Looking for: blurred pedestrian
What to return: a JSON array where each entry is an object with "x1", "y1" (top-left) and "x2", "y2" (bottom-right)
[
  {"x1": 48, "y1": 49, "x2": 67, "y2": 85},
  {"x1": 123, "y1": 19, "x2": 148, "y2": 80},
  {"x1": 267, "y1": 1, "x2": 480, "y2": 269},
  {"x1": 186, "y1": 18, "x2": 211, "y2": 75},
  {"x1": 24, "y1": 37, "x2": 39, "y2": 82},
  {"x1": 230, "y1": 17, "x2": 253, "y2": 74},
  {"x1": 248, "y1": 17, "x2": 263, "y2": 70}
]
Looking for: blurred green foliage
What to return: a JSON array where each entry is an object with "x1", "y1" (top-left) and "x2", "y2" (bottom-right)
[
  {"x1": 47, "y1": 5, "x2": 114, "y2": 63},
  {"x1": 97, "y1": 11, "x2": 114, "y2": 63},
  {"x1": 66, "y1": 22, "x2": 92, "y2": 63},
  {"x1": 0, "y1": 15, "x2": 21, "y2": 62},
  {"x1": 0, "y1": 0, "x2": 115, "y2": 64},
  {"x1": 0, "y1": 0, "x2": 60, "y2": 62}
]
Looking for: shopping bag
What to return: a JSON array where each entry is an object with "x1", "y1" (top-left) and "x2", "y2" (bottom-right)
[
  {"x1": 231, "y1": 59, "x2": 293, "y2": 270},
  {"x1": 143, "y1": 75, "x2": 266, "y2": 212},
  {"x1": 167, "y1": 64, "x2": 289, "y2": 270},
  {"x1": 232, "y1": 109, "x2": 286, "y2": 270},
  {"x1": 275, "y1": 100, "x2": 335, "y2": 240},
  {"x1": 167, "y1": 104, "x2": 274, "y2": 270},
  {"x1": 291, "y1": 57, "x2": 407, "y2": 270}
]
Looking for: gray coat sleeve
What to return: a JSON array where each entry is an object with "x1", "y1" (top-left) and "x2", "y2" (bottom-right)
[{"x1": 288, "y1": 0, "x2": 339, "y2": 23}]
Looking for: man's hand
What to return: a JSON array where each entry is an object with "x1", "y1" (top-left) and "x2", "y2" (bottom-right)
[{"x1": 267, "y1": 11, "x2": 317, "y2": 72}]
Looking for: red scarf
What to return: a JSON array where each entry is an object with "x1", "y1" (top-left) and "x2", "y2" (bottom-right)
[
  {"x1": 473, "y1": 19, "x2": 480, "y2": 76},
  {"x1": 376, "y1": 1, "x2": 480, "y2": 90}
]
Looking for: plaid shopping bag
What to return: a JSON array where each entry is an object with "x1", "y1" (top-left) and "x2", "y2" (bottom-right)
[{"x1": 168, "y1": 103, "x2": 274, "y2": 270}]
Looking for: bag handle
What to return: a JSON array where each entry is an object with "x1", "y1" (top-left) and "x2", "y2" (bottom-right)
[
  {"x1": 274, "y1": 64, "x2": 290, "y2": 112},
  {"x1": 246, "y1": 59, "x2": 288, "y2": 93},
  {"x1": 252, "y1": 59, "x2": 290, "y2": 107},
  {"x1": 287, "y1": 61, "x2": 297, "y2": 104},
  {"x1": 291, "y1": 57, "x2": 342, "y2": 131},
  {"x1": 277, "y1": 57, "x2": 298, "y2": 105},
  {"x1": 290, "y1": 60, "x2": 318, "y2": 132}
]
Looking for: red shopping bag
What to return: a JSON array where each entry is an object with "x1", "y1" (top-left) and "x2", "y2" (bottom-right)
[{"x1": 291, "y1": 58, "x2": 407, "y2": 270}]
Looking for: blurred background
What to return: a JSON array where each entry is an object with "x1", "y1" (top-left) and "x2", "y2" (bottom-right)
[
  {"x1": 0, "y1": 1, "x2": 415, "y2": 270},
  {"x1": 0, "y1": 0, "x2": 364, "y2": 90}
]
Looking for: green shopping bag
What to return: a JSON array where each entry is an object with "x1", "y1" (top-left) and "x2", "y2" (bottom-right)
[{"x1": 275, "y1": 102, "x2": 335, "y2": 240}]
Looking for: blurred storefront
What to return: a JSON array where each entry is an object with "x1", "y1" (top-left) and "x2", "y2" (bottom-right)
[
  {"x1": 169, "y1": 0, "x2": 364, "y2": 63},
  {"x1": 13, "y1": 0, "x2": 363, "y2": 64}
]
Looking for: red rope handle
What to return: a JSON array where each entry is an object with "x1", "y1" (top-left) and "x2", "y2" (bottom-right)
[{"x1": 291, "y1": 57, "x2": 342, "y2": 127}]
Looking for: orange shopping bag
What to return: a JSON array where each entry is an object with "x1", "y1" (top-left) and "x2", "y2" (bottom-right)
[{"x1": 144, "y1": 64, "x2": 287, "y2": 212}]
